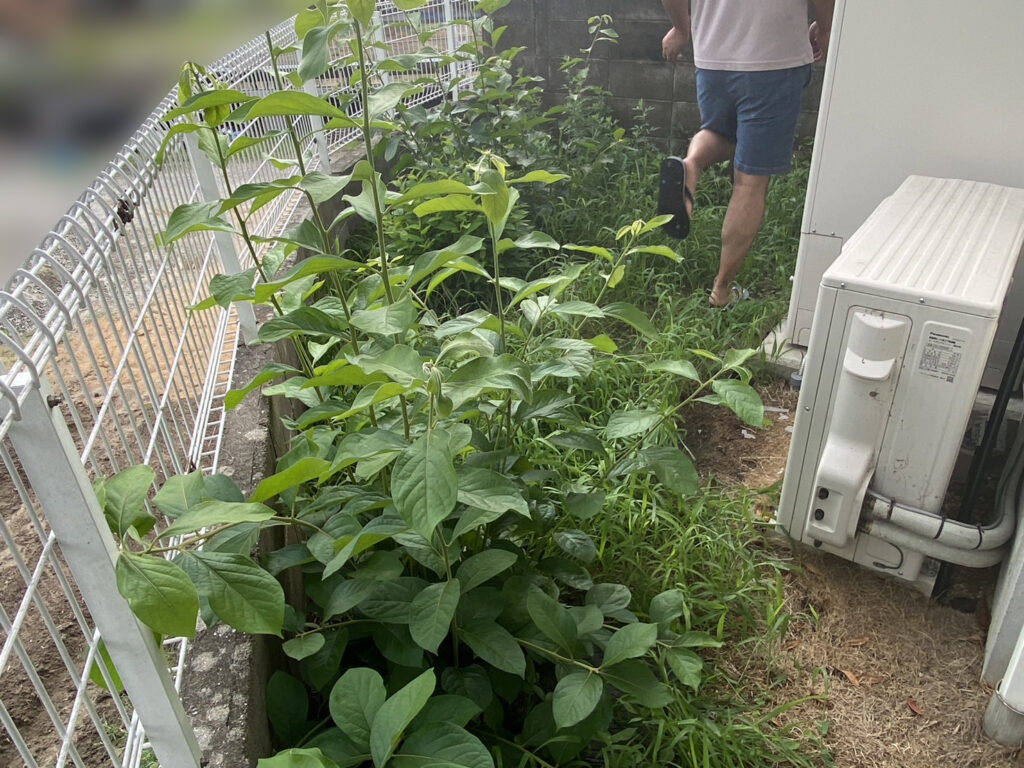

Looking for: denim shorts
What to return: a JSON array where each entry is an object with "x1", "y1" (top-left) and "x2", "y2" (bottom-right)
[{"x1": 696, "y1": 65, "x2": 812, "y2": 176}]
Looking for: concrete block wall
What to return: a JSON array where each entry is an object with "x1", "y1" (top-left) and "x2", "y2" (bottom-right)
[{"x1": 495, "y1": 0, "x2": 824, "y2": 153}]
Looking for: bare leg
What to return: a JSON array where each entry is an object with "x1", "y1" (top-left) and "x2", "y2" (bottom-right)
[
  {"x1": 681, "y1": 129, "x2": 734, "y2": 217},
  {"x1": 710, "y1": 169, "x2": 770, "y2": 306}
]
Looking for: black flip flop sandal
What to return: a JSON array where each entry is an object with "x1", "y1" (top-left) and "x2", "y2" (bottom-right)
[{"x1": 657, "y1": 156, "x2": 693, "y2": 239}]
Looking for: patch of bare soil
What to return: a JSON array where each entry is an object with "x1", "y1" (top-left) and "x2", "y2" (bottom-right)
[
  {"x1": 0, "y1": 456, "x2": 120, "y2": 767},
  {"x1": 683, "y1": 380, "x2": 1023, "y2": 768}
]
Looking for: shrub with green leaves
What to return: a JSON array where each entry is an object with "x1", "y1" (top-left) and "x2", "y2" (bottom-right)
[{"x1": 91, "y1": 3, "x2": 825, "y2": 768}]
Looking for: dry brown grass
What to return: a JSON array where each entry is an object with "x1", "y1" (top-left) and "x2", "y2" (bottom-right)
[{"x1": 685, "y1": 380, "x2": 1024, "y2": 768}]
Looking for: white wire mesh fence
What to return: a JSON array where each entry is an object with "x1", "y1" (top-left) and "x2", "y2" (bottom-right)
[{"x1": 0, "y1": 3, "x2": 475, "y2": 766}]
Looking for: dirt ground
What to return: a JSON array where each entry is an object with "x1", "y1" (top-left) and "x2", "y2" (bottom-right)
[{"x1": 684, "y1": 381, "x2": 1024, "y2": 768}]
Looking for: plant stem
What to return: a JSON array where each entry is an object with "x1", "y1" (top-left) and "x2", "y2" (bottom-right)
[{"x1": 492, "y1": 736, "x2": 558, "y2": 768}]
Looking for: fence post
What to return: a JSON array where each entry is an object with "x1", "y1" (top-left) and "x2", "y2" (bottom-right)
[
  {"x1": 183, "y1": 134, "x2": 259, "y2": 345},
  {"x1": 5, "y1": 373, "x2": 202, "y2": 768},
  {"x1": 443, "y1": 0, "x2": 459, "y2": 96}
]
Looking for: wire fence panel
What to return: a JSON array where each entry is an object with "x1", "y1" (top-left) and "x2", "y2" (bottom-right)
[{"x1": 0, "y1": 4, "x2": 479, "y2": 766}]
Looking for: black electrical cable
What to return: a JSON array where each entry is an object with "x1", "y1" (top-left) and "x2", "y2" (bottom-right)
[
  {"x1": 961, "y1": 313, "x2": 1024, "y2": 523},
  {"x1": 935, "y1": 311, "x2": 1024, "y2": 599}
]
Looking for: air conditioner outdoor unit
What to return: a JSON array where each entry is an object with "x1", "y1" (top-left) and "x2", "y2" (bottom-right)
[{"x1": 778, "y1": 175, "x2": 1024, "y2": 594}]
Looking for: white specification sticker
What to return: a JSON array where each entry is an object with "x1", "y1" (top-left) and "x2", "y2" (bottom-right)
[{"x1": 918, "y1": 329, "x2": 965, "y2": 382}]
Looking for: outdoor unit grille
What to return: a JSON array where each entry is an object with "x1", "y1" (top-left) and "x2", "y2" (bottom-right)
[{"x1": 778, "y1": 175, "x2": 1024, "y2": 593}]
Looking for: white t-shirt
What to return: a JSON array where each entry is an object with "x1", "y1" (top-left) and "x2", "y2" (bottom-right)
[{"x1": 691, "y1": 0, "x2": 814, "y2": 71}]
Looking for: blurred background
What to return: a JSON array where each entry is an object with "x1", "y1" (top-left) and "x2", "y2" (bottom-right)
[{"x1": 0, "y1": 0, "x2": 304, "y2": 280}]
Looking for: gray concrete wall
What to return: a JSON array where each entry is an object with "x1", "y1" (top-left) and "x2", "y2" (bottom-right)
[{"x1": 495, "y1": 0, "x2": 824, "y2": 153}]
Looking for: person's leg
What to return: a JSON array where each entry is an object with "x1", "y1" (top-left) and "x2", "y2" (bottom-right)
[
  {"x1": 710, "y1": 170, "x2": 770, "y2": 306},
  {"x1": 682, "y1": 129, "x2": 733, "y2": 217},
  {"x1": 709, "y1": 65, "x2": 810, "y2": 305}
]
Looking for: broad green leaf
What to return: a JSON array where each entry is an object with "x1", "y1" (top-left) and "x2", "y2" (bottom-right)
[
  {"x1": 115, "y1": 552, "x2": 198, "y2": 639},
  {"x1": 667, "y1": 631, "x2": 723, "y2": 649},
  {"x1": 301, "y1": 630, "x2": 349, "y2": 692},
  {"x1": 178, "y1": 551, "x2": 284, "y2": 635},
  {"x1": 586, "y1": 584, "x2": 632, "y2": 617},
  {"x1": 640, "y1": 446, "x2": 699, "y2": 496},
  {"x1": 550, "y1": 301, "x2": 604, "y2": 320},
  {"x1": 392, "y1": 432, "x2": 457, "y2": 540},
  {"x1": 526, "y1": 589, "x2": 577, "y2": 654},
  {"x1": 414, "y1": 195, "x2": 484, "y2": 217},
  {"x1": 605, "y1": 409, "x2": 660, "y2": 440},
  {"x1": 160, "y1": 201, "x2": 234, "y2": 245},
  {"x1": 459, "y1": 620, "x2": 526, "y2": 677},
  {"x1": 446, "y1": 355, "x2": 531, "y2": 403},
  {"x1": 299, "y1": 22, "x2": 343, "y2": 81},
  {"x1": 323, "y1": 516, "x2": 408, "y2": 578},
  {"x1": 368, "y1": 82, "x2": 418, "y2": 120},
  {"x1": 350, "y1": 296, "x2": 417, "y2": 336},
  {"x1": 346, "y1": 0, "x2": 375, "y2": 27},
  {"x1": 369, "y1": 669, "x2": 436, "y2": 768},
  {"x1": 283, "y1": 633, "x2": 326, "y2": 661},
  {"x1": 649, "y1": 359, "x2": 700, "y2": 381},
  {"x1": 547, "y1": 431, "x2": 605, "y2": 453},
  {"x1": 565, "y1": 491, "x2": 605, "y2": 520},
  {"x1": 296, "y1": 172, "x2": 356, "y2": 207},
  {"x1": 348, "y1": 345, "x2": 424, "y2": 386},
  {"x1": 626, "y1": 244, "x2": 682, "y2": 262},
  {"x1": 478, "y1": 169, "x2": 514, "y2": 239},
  {"x1": 600, "y1": 660, "x2": 673, "y2": 708},
  {"x1": 340, "y1": 382, "x2": 408, "y2": 419},
  {"x1": 267, "y1": 671, "x2": 310, "y2": 746},
  {"x1": 456, "y1": 468, "x2": 528, "y2": 517},
  {"x1": 374, "y1": 624, "x2": 424, "y2": 668},
  {"x1": 456, "y1": 550, "x2": 518, "y2": 592},
  {"x1": 160, "y1": 500, "x2": 276, "y2": 539},
  {"x1": 711, "y1": 379, "x2": 764, "y2": 427},
  {"x1": 165, "y1": 89, "x2": 255, "y2": 121},
  {"x1": 192, "y1": 269, "x2": 258, "y2": 310},
  {"x1": 564, "y1": 244, "x2": 612, "y2": 261},
  {"x1": 512, "y1": 231, "x2": 560, "y2": 250},
  {"x1": 409, "y1": 579, "x2": 461, "y2": 654},
  {"x1": 87, "y1": 639, "x2": 123, "y2": 693},
  {"x1": 666, "y1": 648, "x2": 703, "y2": 691},
  {"x1": 250, "y1": 457, "x2": 332, "y2": 503},
  {"x1": 601, "y1": 623, "x2": 658, "y2": 668},
  {"x1": 359, "y1": 577, "x2": 427, "y2": 624},
  {"x1": 541, "y1": 557, "x2": 593, "y2": 591},
  {"x1": 98, "y1": 465, "x2": 155, "y2": 538},
  {"x1": 451, "y1": 506, "x2": 508, "y2": 539},
  {"x1": 224, "y1": 130, "x2": 286, "y2": 161},
  {"x1": 409, "y1": 695, "x2": 481, "y2": 731},
  {"x1": 605, "y1": 264, "x2": 625, "y2": 289},
  {"x1": 585, "y1": 334, "x2": 618, "y2": 353},
  {"x1": 258, "y1": 308, "x2": 349, "y2": 343},
  {"x1": 203, "y1": 474, "x2": 245, "y2": 503},
  {"x1": 322, "y1": 578, "x2": 378, "y2": 619},
  {"x1": 253, "y1": 256, "x2": 364, "y2": 303},
  {"x1": 152, "y1": 470, "x2": 204, "y2": 519},
  {"x1": 394, "y1": 180, "x2": 475, "y2": 204},
  {"x1": 570, "y1": 605, "x2": 604, "y2": 636},
  {"x1": 723, "y1": 348, "x2": 759, "y2": 371},
  {"x1": 507, "y1": 170, "x2": 569, "y2": 185},
  {"x1": 649, "y1": 589, "x2": 685, "y2": 626},
  {"x1": 440, "y1": 665, "x2": 493, "y2": 711},
  {"x1": 552, "y1": 672, "x2": 603, "y2": 729},
  {"x1": 603, "y1": 301, "x2": 659, "y2": 341},
  {"x1": 554, "y1": 529, "x2": 598, "y2": 564},
  {"x1": 245, "y1": 91, "x2": 349, "y2": 120},
  {"x1": 392, "y1": 723, "x2": 493, "y2": 768},
  {"x1": 330, "y1": 667, "x2": 386, "y2": 750},
  {"x1": 258, "y1": 748, "x2": 339, "y2": 768},
  {"x1": 294, "y1": 6, "x2": 325, "y2": 40}
]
